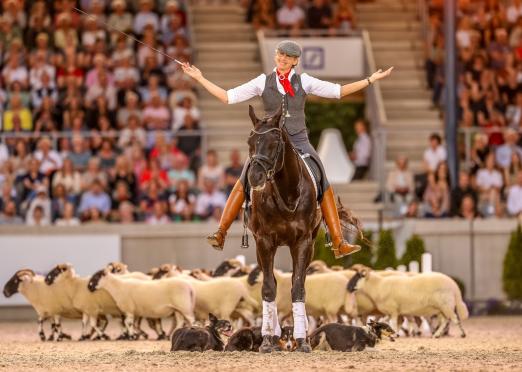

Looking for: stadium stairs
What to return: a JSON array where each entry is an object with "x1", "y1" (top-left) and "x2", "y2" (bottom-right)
[
  {"x1": 357, "y1": 0, "x2": 444, "y2": 173},
  {"x1": 191, "y1": 2, "x2": 383, "y2": 222}
]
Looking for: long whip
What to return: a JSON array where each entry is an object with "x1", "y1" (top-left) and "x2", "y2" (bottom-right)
[{"x1": 73, "y1": 7, "x2": 184, "y2": 66}]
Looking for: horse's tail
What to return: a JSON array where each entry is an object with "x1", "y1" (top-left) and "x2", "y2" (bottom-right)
[{"x1": 336, "y1": 196, "x2": 370, "y2": 245}]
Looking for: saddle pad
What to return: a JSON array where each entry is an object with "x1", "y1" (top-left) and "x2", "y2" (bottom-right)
[{"x1": 300, "y1": 153, "x2": 322, "y2": 202}]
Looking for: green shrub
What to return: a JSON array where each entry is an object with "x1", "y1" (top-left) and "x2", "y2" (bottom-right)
[
  {"x1": 400, "y1": 234, "x2": 426, "y2": 267},
  {"x1": 351, "y1": 229, "x2": 374, "y2": 267},
  {"x1": 503, "y1": 224, "x2": 522, "y2": 300},
  {"x1": 374, "y1": 229, "x2": 398, "y2": 270},
  {"x1": 450, "y1": 276, "x2": 466, "y2": 300}
]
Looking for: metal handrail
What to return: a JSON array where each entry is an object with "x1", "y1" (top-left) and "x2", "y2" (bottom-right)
[{"x1": 361, "y1": 29, "x2": 387, "y2": 204}]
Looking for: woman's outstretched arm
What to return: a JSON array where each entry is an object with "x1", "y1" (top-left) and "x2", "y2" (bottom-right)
[
  {"x1": 340, "y1": 67, "x2": 394, "y2": 97},
  {"x1": 181, "y1": 62, "x2": 229, "y2": 103}
]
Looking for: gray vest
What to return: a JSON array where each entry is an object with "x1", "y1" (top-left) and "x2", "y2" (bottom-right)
[{"x1": 262, "y1": 72, "x2": 307, "y2": 136}]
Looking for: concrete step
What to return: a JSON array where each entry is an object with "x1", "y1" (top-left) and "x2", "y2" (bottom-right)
[
  {"x1": 203, "y1": 71, "x2": 261, "y2": 81},
  {"x1": 196, "y1": 33, "x2": 256, "y2": 42},
  {"x1": 358, "y1": 12, "x2": 418, "y2": 21},
  {"x1": 383, "y1": 98, "x2": 433, "y2": 110},
  {"x1": 366, "y1": 30, "x2": 420, "y2": 41},
  {"x1": 196, "y1": 62, "x2": 261, "y2": 73},
  {"x1": 357, "y1": 3, "x2": 417, "y2": 12},
  {"x1": 196, "y1": 42, "x2": 258, "y2": 52},
  {"x1": 197, "y1": 51, "x2": 259, "y2": 62},
  {"x1": 372, "y1": 40, "x2": 424, "y2": 50},
  {"x1": 192, "y1": 5, "x2": 245, "y2": 14},
  {"x1": 380, "y1": 78, "x2": 426, "y2": 89},
  {"x1": 381, "y1": 87, "x2": 431, "y2": 99},
  {"x1": 359, "y1": 21, "x2": 421, "y2": 32},
  {"x1": 192, "y1": 13, "x2": 246, "y2": 24},
  {"x1": 386, "y1": 108, "x2": 439, "y2": 120},
  {"x1": 193, "y1": 23, "x2": 252, "y2": 32},
  {"x1": 335, "y1": 181, "x2": 379, "y2": 193},
  {"x1": 384, "y1": 118, "x2": 443, "y2": 129}
]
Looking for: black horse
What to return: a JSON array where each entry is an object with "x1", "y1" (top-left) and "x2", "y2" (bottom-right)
[{"x1": 246, "y1": 105, "x2": 321, "y2": 352}]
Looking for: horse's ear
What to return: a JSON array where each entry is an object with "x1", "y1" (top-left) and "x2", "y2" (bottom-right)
[{"x1": 248, "y1": 105, "x2": 258, "y2": 126}]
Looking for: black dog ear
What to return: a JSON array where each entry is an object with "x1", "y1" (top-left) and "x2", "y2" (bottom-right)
[
  {"x1": 209, "y1": 313, "x2": 217, "y2": 323},
  {"x1": 248, "y1": 105, "x2": 258, "y2": 126}
]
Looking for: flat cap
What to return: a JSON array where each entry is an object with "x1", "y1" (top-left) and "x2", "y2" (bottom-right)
[{"x1": 276, "y1": 40, "x2": 302, "y2": 57}]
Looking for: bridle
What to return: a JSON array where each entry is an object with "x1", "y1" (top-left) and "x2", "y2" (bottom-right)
[
  {"x1": 248, "y1": 123, "x2": 303, "y2": 214},
  {"x1": 248, "y1": 126, "x2": 285, "y2": 181}
]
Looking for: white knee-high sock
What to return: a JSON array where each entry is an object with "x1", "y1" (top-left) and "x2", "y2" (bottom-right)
[
  {"x1": 262, "y1": 301, "x2": 281, "y2": 337},
  {"x1": 292, "y1": 302, "x2": 308, "y2": 339}
]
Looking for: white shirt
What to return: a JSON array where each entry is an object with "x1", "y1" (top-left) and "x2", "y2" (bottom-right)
[
  {"x1": 476, "y1": 168, "x2": 503, "y2": 189},
  {"x1": 423, "y1": 145, "x2": 447, "y2": 172},
  {"x1": 507, "y1": 4, "x2": 522, "y2": 23},
  {"x1": 277, "y1": 5, "x2": 305, "y2": 26},
  {"x1": 195, "y1": 190, "x2": 226, "y2": 216},
  {"x1": 227, "y1": 68, "x2": 341, "y2": 104},
  {"x1": 507, "y1": 184, "x2": 522, "y2": 215},
  {"x1": 0, "y1": 142, "x2": 8, "y2": 167},
  {"x1": 353, "y1": 132, "x2": 371, "y2": 166},
  {"x1": 34, "y1": 150, "x2": 63, "y2": 175}
]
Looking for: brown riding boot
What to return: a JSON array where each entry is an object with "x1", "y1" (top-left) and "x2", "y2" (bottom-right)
[
  {"x1": 321, "y1": 186, "x2": 361, "y2": 259},
  {"x1": 206, "y1": 181, "x2": 245, "y2": 251}
]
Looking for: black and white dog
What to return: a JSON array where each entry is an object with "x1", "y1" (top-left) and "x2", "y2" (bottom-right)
[
  {"x1": 309, "y1": 320, "x2": 396, "y2": 352},
  {"x1": 225, "y1": 326, "x2": 263, "y2": 352},
  {"x1": 171, "y1": 313, "x2": 233, "y2": 352},
  {"x1": 225, "y1": 326, "x2": 296, "y2": 352}
]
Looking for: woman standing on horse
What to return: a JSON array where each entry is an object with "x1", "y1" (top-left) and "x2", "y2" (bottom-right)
[{"x1": 181, "y1": 40, "x2": 393, "y2": 258}]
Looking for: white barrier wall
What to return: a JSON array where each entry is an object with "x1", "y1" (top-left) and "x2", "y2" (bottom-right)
[
  {"x1": 259, "y1": 36, "x2": 364, "y2": 78},
  {"x1": 0, "y1": 235, "x2": 120, "y2": 306}
]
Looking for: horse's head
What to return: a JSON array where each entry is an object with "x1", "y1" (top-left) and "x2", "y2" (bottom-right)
[{"x1": 247, "y1": 104, "x2": 285, "y2": 190}]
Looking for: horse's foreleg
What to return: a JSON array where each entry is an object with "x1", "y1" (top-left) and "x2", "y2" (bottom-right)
[
  {"x1": 256, "y1": 238, "x2": 280, "y2": 353},
  {"x1": 290, "y1": 236, "x2": 314, "y2": 353}
]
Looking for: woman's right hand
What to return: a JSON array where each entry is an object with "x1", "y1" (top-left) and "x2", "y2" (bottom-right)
[{"x1": 181, "y1": 62, "x2": 203, "y2": 81}]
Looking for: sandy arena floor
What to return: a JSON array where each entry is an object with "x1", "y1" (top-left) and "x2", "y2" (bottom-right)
[{"x1": 0, "y1": 316, "x2": 521, "y2": 372}]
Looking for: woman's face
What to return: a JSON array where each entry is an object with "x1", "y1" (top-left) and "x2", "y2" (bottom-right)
[{"x1": 274, "y1": 51, "x2": 298, "y2": 72}]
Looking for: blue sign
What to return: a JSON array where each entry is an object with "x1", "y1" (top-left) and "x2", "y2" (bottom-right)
[{"x1": 302, "y1": 47, "x2": 324, "y2": 70}]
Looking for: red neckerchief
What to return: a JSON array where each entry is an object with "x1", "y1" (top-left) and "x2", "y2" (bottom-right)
[{"x1": 276, "y1": 69, "x2": 295, "y2": 97}]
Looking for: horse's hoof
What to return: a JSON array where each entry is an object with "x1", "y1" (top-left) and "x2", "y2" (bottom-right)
[
  {"x1": 259, "y1": 335, "x2": 274, "y2": 353},
  {"x1": 295, "y1": 338, "x2": 312, "y2": 353}
]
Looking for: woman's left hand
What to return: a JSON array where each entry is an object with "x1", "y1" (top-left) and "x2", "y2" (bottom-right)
[{"x1": 371, "y1": 67, "x2": 394, "y2": 82}]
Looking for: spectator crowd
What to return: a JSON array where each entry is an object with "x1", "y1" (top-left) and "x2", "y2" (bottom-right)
[
  {"x1": 385, "y1": 0, "x2": 522, "y2": 220},
  {"x1": 0, "y1": 0, "x2": 243, "y2": 226},
  {"x1": 245, "y1": 0, "x2": 357, "y2": 33}
]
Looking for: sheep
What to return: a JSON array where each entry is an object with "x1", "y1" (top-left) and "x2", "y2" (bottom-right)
[
  {"x1": 3, "y1": 269, "x2": 82, "y2": 341},
  {"x1": 45, "y1": 263, "x2": 123, "y2": 340},
  {"x1": 106, "y1": 262, "x2": 152, "y2": 280},
  {"x1": 246, "y1": 266, "x2": 356, "y2": 325},
  {"x1": 348, "y1": 269, "x2": 468, "y2": 338},
  {"x1": 88, "y1": 268, "x2": 195, "y2": 339},
  {"x1": 212, "y1": 259, "x2": 251, "y2": 278},
  {"x1": 153, "y1": 264, "x2": 259, "y2": 324}
]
